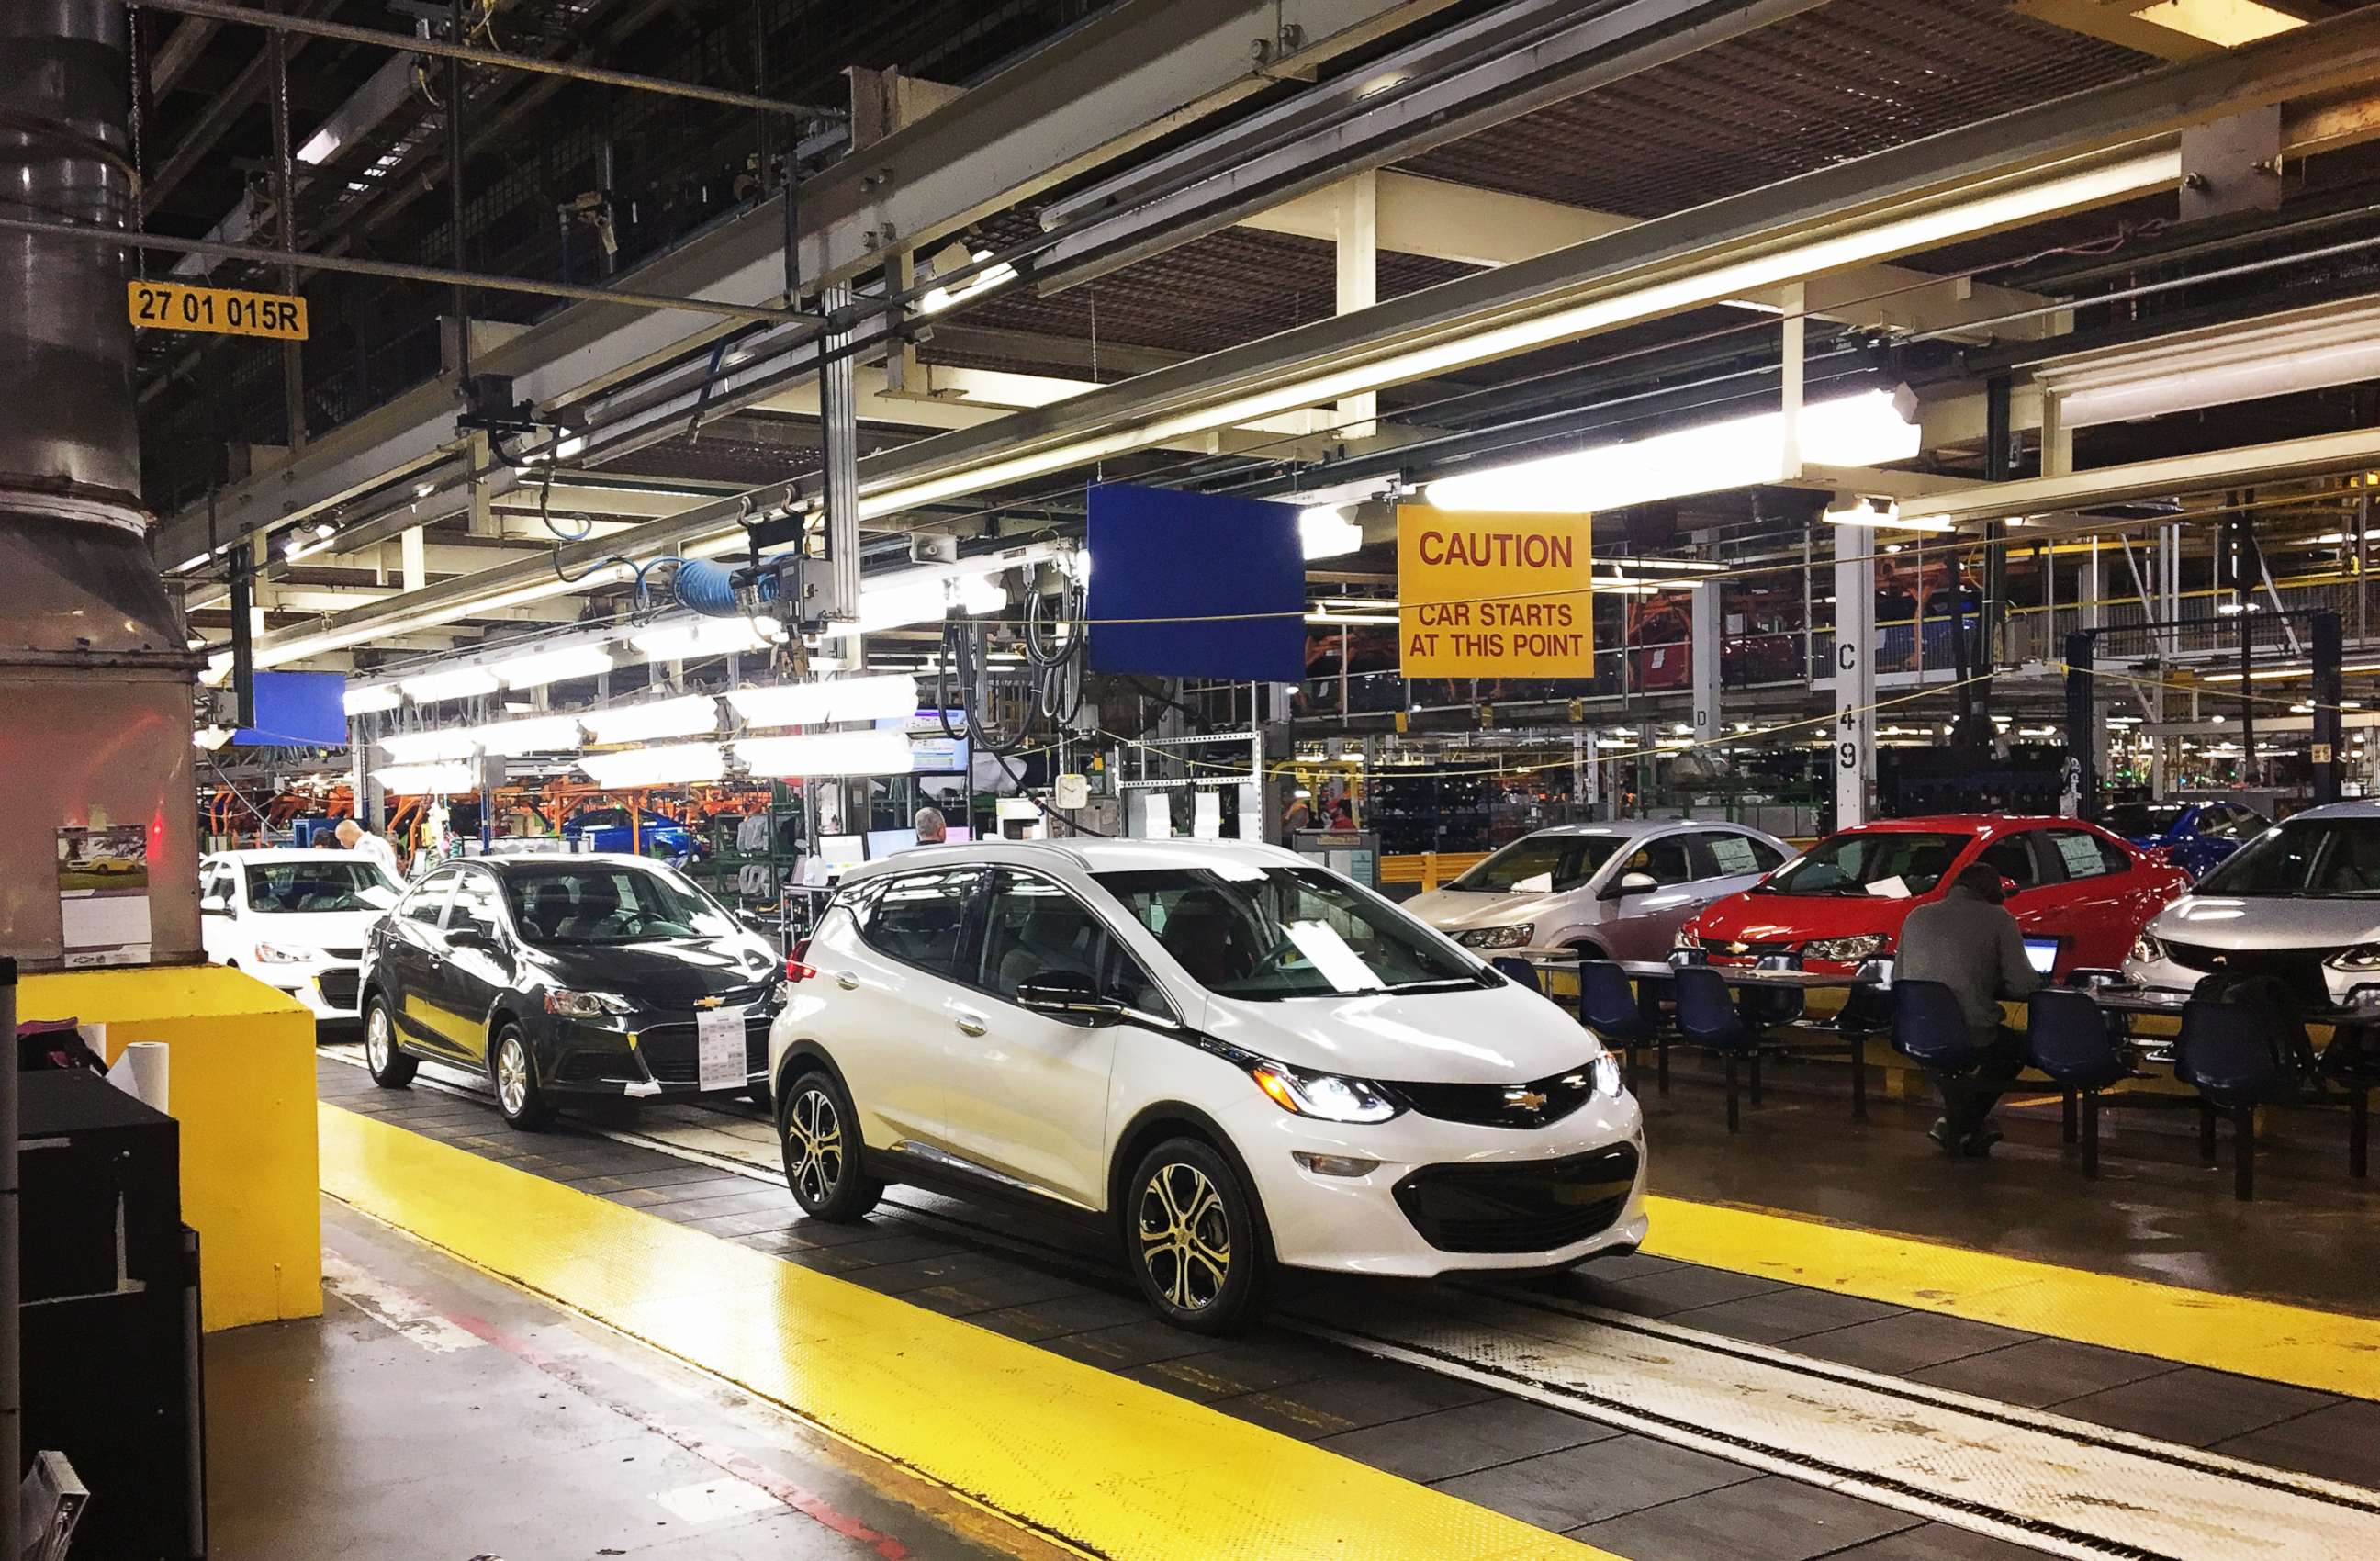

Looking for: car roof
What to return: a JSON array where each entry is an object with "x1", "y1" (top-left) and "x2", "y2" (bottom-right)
[
  {"x1": 1508, "y1": 818, "x2": 1712, "y2": 840},
  {"x1": 462, "y1": 852, "x2": 673, "y2": 874},
  {"x1": 204, "y1": 848, "x2": 365, "y2": 863},
  {"x1": 1834, "y1": 814, "x2": 2094, "y2": 834},
  {"x1": 2268, "y1": 801, "x2": 2380, "y2": 822},
  {"x1": 838, "y1": 836, "x2": 1304, "y2": 884}
]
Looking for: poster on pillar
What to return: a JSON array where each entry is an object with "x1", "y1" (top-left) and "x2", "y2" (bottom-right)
[{"x1": 1397, "y1": 506, "x2": 1593, "y2": 679}]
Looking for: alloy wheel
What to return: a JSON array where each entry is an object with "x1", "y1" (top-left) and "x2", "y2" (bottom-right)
[
  {"x1": 786, "y1": 1087, "x2": 845, "y2": 1206},
  {"x1": 365, "y1": 1006, "x2": 390, "y2": 1073},
  {"x1": 1138, "y1": 1162, "x2": 1231, "y2": 1313},
  {"x1": 496, "y1": 1037, "x2": 530, "y2": 1117}
]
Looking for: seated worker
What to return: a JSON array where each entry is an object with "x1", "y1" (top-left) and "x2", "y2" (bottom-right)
[{"x1": 1896, "y1": 862, "x2": 2042, "y2": 1155}]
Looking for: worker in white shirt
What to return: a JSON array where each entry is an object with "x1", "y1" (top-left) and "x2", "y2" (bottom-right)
[{"x1": 335, "y1": 817, "x2": 403, "y2": 881}]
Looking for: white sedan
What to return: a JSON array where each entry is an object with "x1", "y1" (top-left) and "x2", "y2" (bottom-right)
[{"x1": 200, "y1": 848, "x2": 402, "y2": 1021}]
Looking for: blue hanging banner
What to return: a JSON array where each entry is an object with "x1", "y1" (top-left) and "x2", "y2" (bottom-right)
[
  {"x1": 1085, "y1": 483, "x2": 1307, "y2": 682},
  {"x1": 232, "y1": 671, "x2": 351, "y2": 747}
]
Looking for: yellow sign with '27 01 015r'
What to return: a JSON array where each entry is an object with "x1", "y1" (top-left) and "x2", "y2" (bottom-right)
[
  {"x1": 127, "y1": 281, "x2": 308, "y2": 341},
  {"x1": 1398, "y1": 505, "x2": 1593, "y2": 679}
]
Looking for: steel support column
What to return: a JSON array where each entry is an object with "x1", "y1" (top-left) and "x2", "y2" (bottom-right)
[
  {"x1": 1691, "y1": 578, "x2": 1723, "y2": 751},
  {"x1": 818, "y1": 280, "x2": 860, "y2": 627},
  {"x1": 1833, "y1": 529, "x2": 1876, "y2": 829},
  {"x1": 2315, "y1": 610, "x2": 2344, "y2": 807},
  {"x1": 2064, "y1": 631, "x2": 2096, "y2": 819}
]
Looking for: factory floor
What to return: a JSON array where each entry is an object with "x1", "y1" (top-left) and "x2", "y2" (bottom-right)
[{"x1": 215, "y1": 1045, "x2": 2380, "y2": 1561}]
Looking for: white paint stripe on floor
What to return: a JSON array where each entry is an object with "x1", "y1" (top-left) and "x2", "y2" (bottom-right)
[
  {"x1": 1300, "y1": 1286, "x2": 2380, "y2": 1561},
  {"x1": 652, "y1": 1478, "x2": 784, "y2": 1523},
  {"x1": 321, "y1": 1251, "x2": 488, "y2": 1354}
]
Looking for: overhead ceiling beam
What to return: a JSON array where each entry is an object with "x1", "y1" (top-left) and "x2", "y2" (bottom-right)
[{"x1": 1903, "y1": 425, "x2": 2380, "y2": 528}]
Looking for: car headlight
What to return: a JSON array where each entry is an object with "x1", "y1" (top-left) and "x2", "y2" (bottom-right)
[
  {"x1": 2328, "y1": 943, "x2": 2380, "y2": 972},
  {"x1": 766, "y1": 980, "x2": 793, "y2": 1011},
  {"x1": 2130, "y1": 932, "x2": 2167, "y2": 965},
  {"x1": 1590, "y1": 1054, "x2": 1625, "y2": 1099},
  {"x1": 1672, "y1": 929, "x2": 1702, "y2": 951},
  {"x1": 1457, "y1": 922, "x2": 1535, "y2": 950},
  {"x1": 253, "y1": 942, "x2": 315, "y2": 965},
  {"x1": 544, "y1": 989, "x2": 635, "y2": 1018},
  {"x1": 1804, "y1": 934, "x2": 1889, "y2": 964},
  {"x1": 1249, "y1": 1061, "x2": 1402, "y2": 1123}
]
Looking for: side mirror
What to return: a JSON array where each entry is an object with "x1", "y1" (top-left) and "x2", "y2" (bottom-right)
[
  {"x1": 1016, "y1": 971, "x2": 1123, "y2": 1024},
  {"x1": 1604, "y1": 871, "x2": 1659, "y2": 899},
  {"x1": 1999, "y1": 875, "x2": 2022, "y2": 900},
  {"x1": 199, "y1": 899, "x2": 230, "y2": 916}
]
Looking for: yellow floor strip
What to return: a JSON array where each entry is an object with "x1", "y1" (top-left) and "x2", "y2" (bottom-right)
[
  {"x1": 1642, "y1": 1194, "x2": 2380, "y2": 1400},
  {"x1": 319, "y1": 1104, "x2": 1615, "y2": 1561}
]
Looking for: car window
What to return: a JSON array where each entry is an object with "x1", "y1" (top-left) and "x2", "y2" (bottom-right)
[
  {"x1": 857, "y1": 869, "x2": 981, "y2": 980},
  {"x1": 1979, "y1": 836, "x2": 2040, "y2": 891},
  {"x1": 574, "y1": 809, "x2": 624, "y2": 829},
  {"x1": 1619, "y1": 837, "x2": 1693, "y2": 888},
  {"x1": 242, "y1": 859, "x2": 399, "y2": 914},
  {"x1": 1449, "y1": 833, "x2": 1626, "y2": 893},
  {"x1": 400, "y1": 869, "x2": 459, "y2": 926},
  {"x1": 447, "y1": 873, "x2": 504, "y2": 941},
  {"x1": 979, "y1": 869, "x2": 1168, "y2": 1016},
  {"x1": 1693, "y1": 832, "x2": 1778, "y2": 879},
  {"x1": 2205, "y1": 805, "x2": 2260, "y2": 842},
  {"x1": 199, "y1": 865, "x2": 233, "y2": 911},
  {"x1": 1762, "y1": 831, "x2": 1970, "y2": 897},
  {"x1": 2043, "y1": 829, "x2": 2116, "y2": 882},
  {"x1": 501, "y1": 863, "x2": 736, "y2": 945},
  {"x1": 2104, "y1": 802, "x2": 2185, "y2": 838}
]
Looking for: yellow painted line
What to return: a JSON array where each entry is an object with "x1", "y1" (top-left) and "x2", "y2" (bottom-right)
[
  {"x1": 318, "y1": 1104, "x2": 1615, "y2": 1561},
  {"x1": 1643, "y1": 1194, "x2": 2380, "y2": 1400}
]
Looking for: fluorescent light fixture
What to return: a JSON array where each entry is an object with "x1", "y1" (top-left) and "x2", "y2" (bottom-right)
[
  {"x1": 578, "y1": 742, "x2": 724, "y2": 789},
  {"x1": 724, "y1": 674, "x2": 920, "y2": 728},
  {"x1": 1617, "y1": 557, "x2": 1724, "y2": 572},
  {"x1": 822, "y1": 571, "x2": 1006, "y2": 640},
  {"x1": 630, "y1": 617, "x2": 781, "y2": 661},
  {"x1": 400, "y1": 665, "x2": 501, "y2": 702},
  {"x1": 1305, "y1": 612, "x2": 1399, "y2": 625},
  {"x1": 496, "y1": 645, "x2": 614, "y2": 690},
  {"x1": 2039, "y1": 297, "x2": 2380, "y2": 430},
  {"x1": 380, "y1": 728, "x2": 479, "y2": 764},
  {"x1": 1301, "y1": 506, "x2": 1364, "y2": 560},
  {"x1": 735, "y1": 730, "x2": 917, "y2": 779},
  {"x1": 193, "y1": 724, "x2": 233, "y2": 750},
  {"x1": 579, "y1": 694, "x2": 720, "y2": 745},
  {"x1": 1824, "y1": 499, "x2": 1953, "y2": 534},
  {"x1": 296, "y1": 127, "x2": 341, "y2": 164},
  {"x1": 463, "y1": 715, "x2": 584, "y2": 756},
  {"x1": 514, "y1": 435, "x2": 587, "y2": 466},
  {"x1": 2136, "y1": 0, "x2": 2302, "y2": 50},
  {"x1": 343, "y1": 684, "x2": 402, "y2": 716},
  {"x1": 919, "y1": 252, "x2": 1018, "y2": 315},
  {"x1": 1425, "y1": 390, "x2": 1923, "y2": 513},
  {"x1": 376, "y1": 761, "x2": 478, "y2": 794}
]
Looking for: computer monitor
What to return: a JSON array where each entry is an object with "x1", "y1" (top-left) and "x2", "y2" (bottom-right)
[
  {"x1": 815, "y1": 833, "x2": 866, "y2": 867},
  {"x1": 941, "y1": 825, "x2": 971, "y2": 844},
  {"x1": 866, "y1": 828, "x2": 919, "y2": 859},
  {"x1": 2023, "y1": 937, "x2": 2060, "y2": 976}
]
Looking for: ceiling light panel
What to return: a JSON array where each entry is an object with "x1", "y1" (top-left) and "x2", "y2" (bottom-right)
[
  {"x1": 497, "y1": 645, "x2": 615, "y2": 690},
  {"x1": 578, "y1": 695, "x2": 721, "y2": 745},
  {"x1": 578, "y1": 742, "x2": 726, "y2": 789},
  {"x1": 735, "y1": 730, "x2": 916, "y2": 779},
  {"x1": 724, "y1": 674, "x2": 921, "y2": 728}
]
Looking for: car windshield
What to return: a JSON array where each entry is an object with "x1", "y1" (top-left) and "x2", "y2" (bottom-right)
[
  {"x1": 502, "y1": 864, "x2": 738, "y2": 943},
  {"x1": 1759, "y1": 831, "x2": 1972, "y2": 898},
  {"x1": 242, "y1": 860, "x2": 399, "y2": 914},
  {"x1": 2195, "y1": 817, "x2": 2380, "y2": 898},
  {"x1": 2104, "y1": 803, "x2": 2185, "y2": 837},
  {"x1": 1450, "y1": 833, "x2": 1626, "y2": 893},
  {"x1": 1095, "y1": 866, "x2": 1488, "y2": 1001}
]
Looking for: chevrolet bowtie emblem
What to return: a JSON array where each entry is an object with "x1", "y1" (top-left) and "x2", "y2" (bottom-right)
[
  {"x1": 1505, "y1": 1087, "x2": 1548, "y2": 1114},
  {"x1": 1727, "y1": 941, "x2": 1750, "y2": 955},
  {"x1": 693, "y1": 994, "x2": 726, "y2": 1009}
]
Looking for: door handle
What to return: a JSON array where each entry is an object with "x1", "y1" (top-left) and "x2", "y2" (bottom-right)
[
  {"x1": 955, "y1": 1013, "x2": 987, "y2": 1037},
  {"x1": 834, "y1": 971, "x2": 859, "y2": 991}
]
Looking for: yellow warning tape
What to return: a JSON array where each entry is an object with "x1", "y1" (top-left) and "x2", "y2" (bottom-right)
[
  {"x1": 318, "y1": 1103, "x2": 1617, "y2": 1561},
  {"x1": 1644, "y1": 1194, "x2": 2380, "y2": 1400}
]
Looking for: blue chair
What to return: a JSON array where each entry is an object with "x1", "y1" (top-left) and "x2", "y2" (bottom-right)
[
  {"x1": 1492, "y1": 956, "x2": 1543, "y2": 993},
  {"x1": 1674, "y1": 966, "x2": 1760, "y2": 1132},
  {"x1": 2026, "y1": 987, "x2": 2137, "y2": 1179},
  {"x1": 1577, "y1": 960, "x2": 1660, "y2": 1091},
  {"x1": 1892, "y1": 980, "x2": 1984, "y2": 1150},
  {"x1": 2176, "y1": 995, "x2": 2294, "y2": 1201},
  {"x1": 2319, "y1": 1023, "x2": 2380, "y2": 1180}
]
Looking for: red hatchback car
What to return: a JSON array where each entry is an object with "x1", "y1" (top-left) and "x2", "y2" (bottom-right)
[{"x1": 1678, "y1": 815, "x2": 2191, "y2": 979}]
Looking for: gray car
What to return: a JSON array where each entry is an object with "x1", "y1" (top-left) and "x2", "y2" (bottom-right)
[
  {"x1": 1405, "y1": 819, "x2": 1793, "y2": 961},
  {"x1": 2126, "y1": 801, "x2": 2380, "y2": 1008}
]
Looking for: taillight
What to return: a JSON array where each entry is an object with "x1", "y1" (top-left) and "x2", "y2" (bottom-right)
[{"x1": 786, "y1": 939, "x2": 815, "y2": 983}]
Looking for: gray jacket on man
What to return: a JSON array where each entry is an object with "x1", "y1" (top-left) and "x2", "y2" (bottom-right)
[{"x1": 1896, "y1": 884, "x2": 2042, "y2": 1034}]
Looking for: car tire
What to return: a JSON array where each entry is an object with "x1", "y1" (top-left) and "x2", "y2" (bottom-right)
[
  {"x1": 489, "y1": 1025, "x2": 556, "y2": 1131},
  {"x1": 778, "y1": 1067, "x2": 881, "y2": 1221},
  {"x1": 362, "y1": 996, "x2": 416, "y2": 1088},
  {"x1": 1123, "y1": 1137, "x2": 1268, "y2": 1335}
]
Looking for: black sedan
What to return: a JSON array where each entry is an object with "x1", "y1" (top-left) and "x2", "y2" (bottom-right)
[{"x1": 358, "y1": 854, "x2": 786, "y2": 1129}]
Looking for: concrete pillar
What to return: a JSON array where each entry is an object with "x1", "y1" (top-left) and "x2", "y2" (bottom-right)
[
  {"x1": 400, "y1": 526, "x2": 427, "y2": 592},
  {"x1": 1334, "y1": 173, "x2": 1378, "y2": 441},
  {"x1": 1691, "y1": 579, "x2": 1723, "y2": 750},
  {"x1": 1779, "y1": 283, "x2": 1805, "y2": 479},
  {"x1": 1833, "y1": 523, "x2": 1877, "y2": 828}
]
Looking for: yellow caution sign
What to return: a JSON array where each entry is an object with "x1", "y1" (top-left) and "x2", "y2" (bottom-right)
[
  {"x1": 128, "y1": 280, "x2": 308, "y2": 341},
  {"x1": 1398, "y1": 504, "x2": 1593, "y2": 679}
]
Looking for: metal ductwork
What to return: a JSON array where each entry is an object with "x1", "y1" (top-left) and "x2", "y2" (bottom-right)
[{"x1": 0, "y1": 0, "x2": 200, "y2": 970}]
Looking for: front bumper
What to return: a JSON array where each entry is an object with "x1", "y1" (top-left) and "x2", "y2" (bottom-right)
[
  {"x1": 256, "y1": 962, "x2": 365, "y2": 1020},
  {"x1": 1219, "y1": 1088, "x2": 1649, "y2": 1278},
  {"x1": 2124, "y1": 950, "x2": 2380, "y2": 1009},
  {"x1": 543, "y1": 1009, "x2": 773, "y2": 1097}
]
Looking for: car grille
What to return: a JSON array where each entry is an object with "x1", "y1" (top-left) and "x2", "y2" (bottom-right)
[
  {"x1": 1391, "y1": 1065, "x2": 1598, "y2": 1129},
  {"x1": 1393, "y1": 1144, "x2": 1640, "y2": 1254},
  {"x1": 1703, "y1": 939, "x2": 1798, "y2": 966},
  {"x1": 635, "y1": 1018, "x2": 770, "y2": 1085},
  {"x1": 2161, "y1": 941, "x2": 2346, "y2": 1007},
  {"x1": 314, "y1": 970, "x2": 360, "y2": 1010}
]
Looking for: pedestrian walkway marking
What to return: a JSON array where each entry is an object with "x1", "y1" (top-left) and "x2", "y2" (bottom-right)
[
  {"x1": 318, "y1": 1103, "x2": 1617, "y2": 1561},
  {"x1": 1304, "y1": 1285, "x2": 2380, "y2": 1561},
  {"x1": 1641, "y1": 1195, "x2": 2380, "y2": 1400}
]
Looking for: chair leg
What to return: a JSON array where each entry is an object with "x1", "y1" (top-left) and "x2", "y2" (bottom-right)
[
  {"x1": 1657, "y1": 1031, "x2": 1671, "y2": 1097},
  {"x1": 2234, "y1": 1105, "x2": 2255, "y2": 1202},
  {"x1": 1851, "y1": 1031, "x2": 1867, "y2": 1121},
  {"x1": 2199, "y1": 1101, "x2": 2218, "y2": 1162},
  {"x1": 2062, "y1": 1088, "x2": 2079, "y2": 1145},
  {"x1": 1724, "y1": 1056, "x2": 1740, "y2": 1133},
  {"x1": 2082, "y1": 1091, "x2": 2100, "y2": 1179},
  {"x1": 1748, "y1": 1052, "x2": 1763, "y2": 1108},
  {"x1": 2352, "y1": 1087, "x2": 2369, "y2": 1181}
]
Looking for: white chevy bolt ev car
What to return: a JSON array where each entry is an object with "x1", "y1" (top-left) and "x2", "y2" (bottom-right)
[{"x1": 768, "y1": 837, "x2": 1646, "y2": 1332}]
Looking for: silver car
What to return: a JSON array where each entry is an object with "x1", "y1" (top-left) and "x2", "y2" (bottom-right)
[
  {"x1": 2126, "y1": 800, "x2": 2380, "y2": 1008},
  {"x1": 1406, "y1": 819, "x2": 1792, "y2": 960}
]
